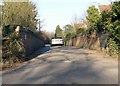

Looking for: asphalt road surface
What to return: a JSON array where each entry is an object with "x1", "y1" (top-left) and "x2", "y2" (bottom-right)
[{"x1": 2, "y1": 46, "x2": 118, "y2": 84}]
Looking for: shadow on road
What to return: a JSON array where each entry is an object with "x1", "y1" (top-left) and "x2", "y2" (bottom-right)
[{"x1": 29, "y1": 46, "x2": 51, "y2": 59}]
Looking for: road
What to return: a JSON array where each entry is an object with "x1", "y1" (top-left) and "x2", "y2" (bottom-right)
[{"x1": 2, "y1": 46, "x2": 118, "y2": 84}]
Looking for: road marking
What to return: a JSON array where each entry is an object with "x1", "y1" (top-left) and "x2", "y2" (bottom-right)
[{"x1": 64, "y1": 60, "x2": 71, "y2": 63}]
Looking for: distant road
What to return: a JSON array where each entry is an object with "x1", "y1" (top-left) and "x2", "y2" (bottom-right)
[{"x1": 2, "y1": 46, "x2": 118, "y2": 84}]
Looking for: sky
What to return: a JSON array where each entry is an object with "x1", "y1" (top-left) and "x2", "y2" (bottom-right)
[{"x1": 34, "y1": 0, "x2": 112, "y2": 32}]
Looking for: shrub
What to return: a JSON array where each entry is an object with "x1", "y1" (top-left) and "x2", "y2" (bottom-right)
[
  {"x1": 2, "y1": 25, "x2": 25, "y2": 65},
  {"x1": 76, "y1": 28, "x2": 86, "y2": 35},
  {"x1": 65, "y1": 33, "x2": 73, "y2": 39},
  {"x1": 107, "y1": 38, "x2": 119, "y2": 56}
]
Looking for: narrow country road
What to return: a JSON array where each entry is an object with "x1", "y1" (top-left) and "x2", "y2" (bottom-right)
[{"x1": 2, "y1": 46, "x2": 118, "y2": 84}]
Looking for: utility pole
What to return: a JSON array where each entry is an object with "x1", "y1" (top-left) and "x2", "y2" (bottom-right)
[
  {"x1": 38, "y1": 19, "x2": 41, "y2": 31},
  {"x1": 37, "y1": 19, "x2": 41, "y2": 31}
]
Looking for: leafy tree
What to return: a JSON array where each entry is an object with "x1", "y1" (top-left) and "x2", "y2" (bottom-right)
[
  {"x1": 2, "y1": 1, "x2": 38, "y2": 31},
  {"x1": 112, "y1": 1, "x2": 120, "y2": 21},
  {"x1": 87, "y1": 5, "x2": 101, "y2": 31},
  {"x1": 111, "y1": 1, "x2": 120, "y2": 45},
  {"x1": 96, "y1": 1, "x2": 120, "y2": 55},
  {"x1": 65, "y1": 33, "x2": 73, "y2": 39},
  {"x1": 97, "y1": 10, "x2": 112, "y2": 34},
  {"x1": 63, "y1": 24, "x2": 74, "y2": 34},
  {"x1": 0, "y1": 4, "x2": 2, "y2": 26},
  {"x1": 55, "y1": 25, "x2": 63, "y2": 37},
  {"x1": 76, "y1": 28, "x2": 86, "y2": 35}
]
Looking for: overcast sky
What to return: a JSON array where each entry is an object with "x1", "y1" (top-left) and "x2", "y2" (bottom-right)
[{"x1": 34, "y1": 0, "x2": 113, "y2": 32}]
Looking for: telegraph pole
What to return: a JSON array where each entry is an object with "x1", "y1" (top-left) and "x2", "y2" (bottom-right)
[{"x1": 38, "y1": 19, "x2": 41, "y2": 31}]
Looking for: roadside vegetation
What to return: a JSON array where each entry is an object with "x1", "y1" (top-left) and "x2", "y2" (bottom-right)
[
  {"x1": 64, "y1": 1, "x2": 120, "y2": 58},
  {"x1": 1, "y1": 1, "x2": 43, "y2": 70}
]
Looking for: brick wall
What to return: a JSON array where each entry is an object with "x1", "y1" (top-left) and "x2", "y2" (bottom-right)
[{"x1": 65, "y1": 33, "x2": 107, "y2": 51}]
